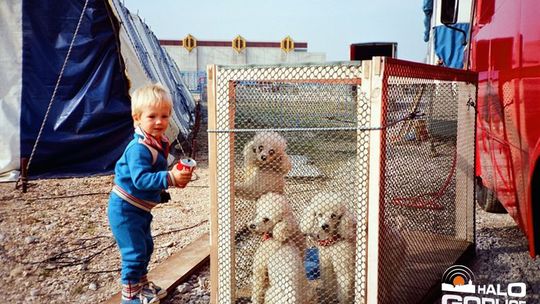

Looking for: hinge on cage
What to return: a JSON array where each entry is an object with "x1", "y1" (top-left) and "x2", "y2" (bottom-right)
[{"x1": 466, "y1": 98, "x2": 476, "y2": 112}]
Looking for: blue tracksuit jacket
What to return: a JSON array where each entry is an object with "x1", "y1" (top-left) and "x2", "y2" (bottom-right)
[{"x1": 107, "y1": 131, "x2": 172, "y2": 283}]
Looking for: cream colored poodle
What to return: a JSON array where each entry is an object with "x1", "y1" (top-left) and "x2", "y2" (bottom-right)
[
  {"x1": 300, "y1": 192, "x2": 356, "y2": 304},
  {"x1": 236, "y1": 132, "x2": 292, "y2": 201},
  {"x1": 249, "y1": 193, "x2": 311, "y2": 304}
]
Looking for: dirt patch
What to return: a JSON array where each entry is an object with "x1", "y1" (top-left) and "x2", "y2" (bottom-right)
[
  {"x1": 0, "y1": 106, "x2": 210, "y2": 304},
  {"x1": 0, "y1": 163, "x2": 209, "y2": 303}
]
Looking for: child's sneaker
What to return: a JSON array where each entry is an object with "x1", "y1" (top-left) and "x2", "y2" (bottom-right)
[
  {"x1": 121, "y1": 282, "x2": 160, "y2": 304},
  {"x1": 141, "y1": 281, "x2": 167, "y2": 300},
  {"x1": 121, "y1": 292, "x2": 160, "y2": 304}
]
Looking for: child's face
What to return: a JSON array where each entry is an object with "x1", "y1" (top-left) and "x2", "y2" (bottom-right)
[{"x1": 133, "y1": 103, "x2": 171, "y2": 139}]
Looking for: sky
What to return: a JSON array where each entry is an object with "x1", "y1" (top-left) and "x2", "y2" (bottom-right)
[{"x1": 122, "y1": 0, "x2": 428, "y2": 63}]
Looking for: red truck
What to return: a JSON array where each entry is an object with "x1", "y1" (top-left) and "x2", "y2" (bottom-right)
[{"x1": 440, "y1": 0, "x2": 540, "y2": 257}]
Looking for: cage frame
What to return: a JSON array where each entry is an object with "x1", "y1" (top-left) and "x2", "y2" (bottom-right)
[
  {"x1": 207, "y1": 58, "x2": 478, "y2": 304},
  {"x1": 365, "y1": 57, "x2": 477, "y2": 303},
  {"x1": 208, "y1": 62, "x2": 366, "y2": 304}
]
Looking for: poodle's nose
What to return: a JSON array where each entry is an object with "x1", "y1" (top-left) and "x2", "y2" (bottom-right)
[
  {"x1": 261, "y1": 155, "x2": 267, "y2": 161},
  {"x1": 321, "y1": 224, "x2": 329, "y2": 231},
  {"x1": 249, "y1": 224, "x2": 257, "y2": 230}
]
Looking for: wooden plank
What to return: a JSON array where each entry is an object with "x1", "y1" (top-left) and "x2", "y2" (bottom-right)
[
  {"x1": 418, "y1": 243, "x2": 476, "y2": 304},
  {"x1": 228, "y1": 79, "x2": 238, "y2": 302},
  {"x1": 102, "y1": 233, "x2": 210, "y2": 304},
  {"x1": 364, "y1": 57, "x2": 384, "y2": 304},
  {"x1": 387, "y1": 231, "x2": 472, "y2": 304},
  {"x1": 207, "y1": 65, "x2": 219, "y2": 304},
  {"x1": 455, "y1": 82, "x2": 476, "y2": 241},
  {"x1": 355, "y1": 60, "x2": 370, "y2": 303}
]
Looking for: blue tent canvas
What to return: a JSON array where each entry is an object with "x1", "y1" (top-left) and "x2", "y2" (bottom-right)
[{"x1": 0, "y1": 0, "x2": 196, "y2": 180}]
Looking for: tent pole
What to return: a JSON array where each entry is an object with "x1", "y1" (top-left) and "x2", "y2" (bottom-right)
[{"x1": 20, "y1": 157, "x2": 28, "y2": 193}]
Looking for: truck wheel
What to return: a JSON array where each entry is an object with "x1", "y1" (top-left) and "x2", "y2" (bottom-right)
[{"x1": 476, "y1": 181, "x2": 507, "y2": 213}]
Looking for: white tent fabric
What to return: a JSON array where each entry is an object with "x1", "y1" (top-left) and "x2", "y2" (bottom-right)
[
  {"x1": 109, "y1": 0, "x2": 196, "y2": 142},
  {"x1": 0, "y1": 1, "x2": 22, "y2": 181}
]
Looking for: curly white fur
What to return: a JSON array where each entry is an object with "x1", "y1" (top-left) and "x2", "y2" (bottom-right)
[
  {"x1": 249, "y1": 193, "x2": 312, "y2": 304},
  {"x1": 300, "y1": 192, "x2": 356, "y2": 304},
  {"x1": 236, "y1": 132, "x2": 291, "y2": 201}
]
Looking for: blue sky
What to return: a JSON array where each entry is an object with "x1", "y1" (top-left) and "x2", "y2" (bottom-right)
[{"x1": 122, "y1": 0, "x2": 427, "y2": 62}]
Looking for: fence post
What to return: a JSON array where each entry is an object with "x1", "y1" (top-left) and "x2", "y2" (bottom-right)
[{"x1": 363, "y1": 57, "x2": 385, "y2": 304}]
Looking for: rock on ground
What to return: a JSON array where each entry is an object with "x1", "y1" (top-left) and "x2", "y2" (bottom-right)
[{"x1": 0, "y1": 164, "x2": 209, "y2": 304}]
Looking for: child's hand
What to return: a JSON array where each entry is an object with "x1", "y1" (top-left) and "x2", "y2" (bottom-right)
[{"x1": 170, "y1": 165, "x2": 192, "y2": 188}]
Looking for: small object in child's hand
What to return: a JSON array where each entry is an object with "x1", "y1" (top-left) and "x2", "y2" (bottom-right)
[
  {"x1": 160, "y1": 190, "x2": 171, "y2": 203},
  {"x1": 176, "y1": 158, "x2": 197, "y2": 173}
]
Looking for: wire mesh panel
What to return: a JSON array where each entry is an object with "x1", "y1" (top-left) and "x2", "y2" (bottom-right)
[
  {"x1": 365, "y1": 58, "x2": 477, "y2": 303},
  {"x1": 208, "y1": 63, "x2": 369, "y2": 304},
  {"x1": 208, "y1": 59, "x2": 477, "y2": 304}
]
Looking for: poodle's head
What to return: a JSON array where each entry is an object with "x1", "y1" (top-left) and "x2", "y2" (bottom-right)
[
  {"x1": 300, "y1": 192, "x2": 355, "y2": 242},
  {"x1": 248, "y1": 192, "x2": 294, "y2": 242},
  {"x1": 243, "y1": 132, "x2": 288, "y2": 169}
]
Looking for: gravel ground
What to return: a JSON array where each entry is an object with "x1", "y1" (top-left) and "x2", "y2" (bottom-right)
[
  {"x1": 164, "y1": 205, "x2": 540, "y2": 304},
  {"x1": 1, "y1": 98, "x2": 539, "y2": 303},
  {"x1": 0, "y1": 168, "x2": 209, "y2": 304},
  {"x1": 3, "y1": 122, "x2": 539, "y2": 304},
  {"x1": 0, "y1": 111, "x2": 210, "y2": 304},
  {"x1": 2, "y1": 168, "x2": 539, "y2": 304},
  {"x1": 434, "y1": 205, "x2": 540, "y2": 304},
  {"x1": 164, "y1": 264, "x2": 210, "y2": 304}
]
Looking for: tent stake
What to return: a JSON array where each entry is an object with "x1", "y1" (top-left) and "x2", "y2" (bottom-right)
[{"x1": 20, "y1": 157, "x2": 28, "y2": 193}]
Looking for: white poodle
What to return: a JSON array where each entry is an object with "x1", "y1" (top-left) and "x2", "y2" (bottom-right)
[
  {"x1": 300, "y1": 192, "x2": 356, "y2": 304},
  {"x1": 236, "y1": 132, "x2": 292, "y2": 201},
  {"x1": 249, "y1": 193, "x2": 311, "y2": 304}
]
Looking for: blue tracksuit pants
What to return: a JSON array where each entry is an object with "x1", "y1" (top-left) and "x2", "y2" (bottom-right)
[{"x1": 108, "y1": 193, "x2": 154, "y2": 284}]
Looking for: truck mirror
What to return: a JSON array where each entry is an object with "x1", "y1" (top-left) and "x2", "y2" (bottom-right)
[{"x1": 441, "y1": 0, "x2": 459, "y2": 25}]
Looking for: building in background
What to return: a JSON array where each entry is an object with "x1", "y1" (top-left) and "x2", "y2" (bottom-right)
[{"x1": 160, "y1": 35, "x2": 326, "y2": 96}]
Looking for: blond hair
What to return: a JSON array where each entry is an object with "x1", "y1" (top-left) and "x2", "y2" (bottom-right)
[{"x1": 131, "y1": 83, "x2": 173, "y2": 117}]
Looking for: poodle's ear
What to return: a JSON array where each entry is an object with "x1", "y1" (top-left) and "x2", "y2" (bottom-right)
[
  {"x1": 278, "y1": 153, "x2": 292, "y2": 174},
  {"x1": 337, "y1": 206, "x2": 356, "y2": 241},
  {"x1": 273, "y1": 220, "x2": 291, "y2": 242},
  {"x1": 243, "y1": 140, "x2": 255, "y2": 168},
  {"x1": 283, "y1": 208, "x2": 302, "y2": 234},
  {"x1": 276, "y1": 132, "x2": 287, "y2": 150},
  {"x1": 299, "y1": 204, "x2": 316, "y2": 235}
]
